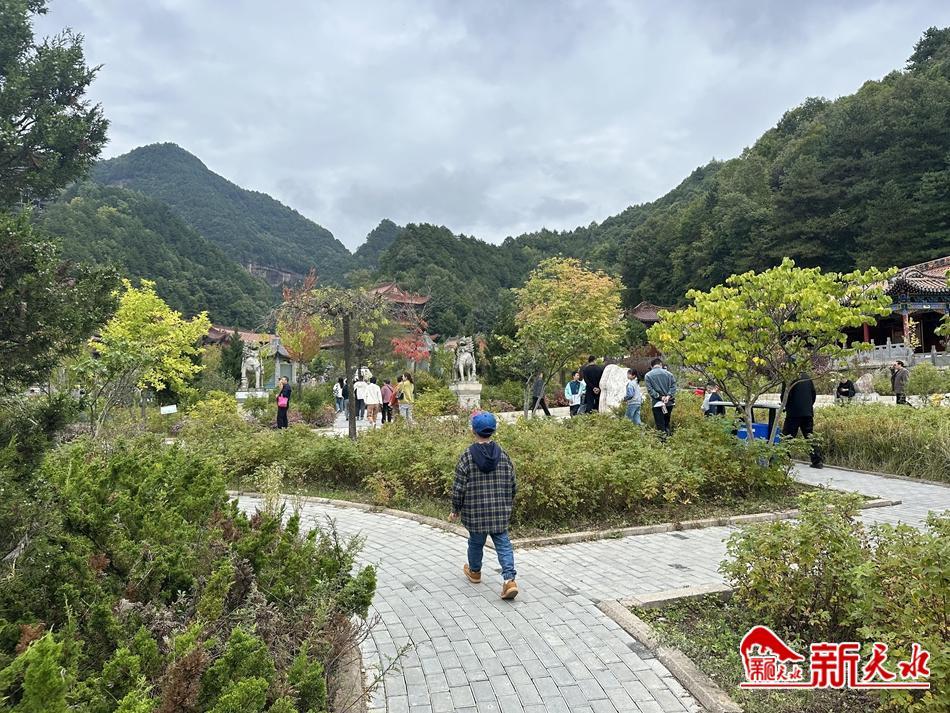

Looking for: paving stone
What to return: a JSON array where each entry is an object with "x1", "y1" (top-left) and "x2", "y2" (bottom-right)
[
  {"x1": 238, "y1": 464, "x2": 949, "y2": 713},
  {"x1": 450, "y1": 686, "x2": 476, "y2": 708}
]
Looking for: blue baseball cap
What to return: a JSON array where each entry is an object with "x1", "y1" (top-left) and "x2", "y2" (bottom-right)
[{"x1": 471, "y1": 411, "x2": 497, "y2": 436}]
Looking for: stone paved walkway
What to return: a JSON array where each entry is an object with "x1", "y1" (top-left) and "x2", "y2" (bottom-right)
[{"x1": 238, "y1": 464, "x2": 948, "y2": 713}]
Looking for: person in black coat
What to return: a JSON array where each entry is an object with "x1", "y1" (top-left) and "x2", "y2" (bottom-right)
[
  {"x1": 781, "y1": 372, "x2": 822, "y2": 468},
  {"x1": 580, "y1": 356, "x2": 604, "y2": 414},
  {"x1": 835, "y1": 378, "x2": 856, "y2": 404},
  {"x1": 276, "y1": 376, "x2": 292, "y2": 429}
]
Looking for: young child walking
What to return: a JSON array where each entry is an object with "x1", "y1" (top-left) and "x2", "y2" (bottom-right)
[{"x1": 449, "y1": 411, "x2": 519, "y2": 600}]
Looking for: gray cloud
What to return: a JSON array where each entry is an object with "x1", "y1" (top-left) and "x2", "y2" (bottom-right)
[{"x1": 36, "y1": 0, "x2": 950, "y2": 249}]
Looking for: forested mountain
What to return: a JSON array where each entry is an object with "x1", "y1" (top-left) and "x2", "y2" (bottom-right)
[
  {"x1": 37, "y1": 183, "x2": 274, "y2": 327},
  {"x1": 378, "y1": 164, "x2": 721, "y2": 336},
  {"x1": 377, "y1": 27, "x2": 950, "y2": 332},
  {"x1": 617, "y1": 27, "x2": 950, "y2": 305},
  {"x1": 91, "y1": 143, "x2": 354, "y2": 281},
  {"x1": 353, "y1": 219, "x2": 403, "y2": 269},
  {"x1": 67, "y1": 28, "x2": 950, "y2": 338}
]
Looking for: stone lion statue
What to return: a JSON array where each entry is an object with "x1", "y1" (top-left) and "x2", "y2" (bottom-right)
[
  {"x1": 240, "y1": 344, "x2": 263, "y2": 390},
  {"x1": 455, "y1": 336, "x2": 477, "y2": 383}
]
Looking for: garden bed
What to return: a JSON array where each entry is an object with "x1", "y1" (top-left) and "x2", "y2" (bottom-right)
[
  {"x1": 269, "y1": 481, "x2": 839, "y2": 539},
  {"x1": 632, "y1": 595, "x2": 876, "y2": 713},
  {"x1": 813, "y1": 402, "x2": 950, "y2": 482},
  {"x1": 185, "y1": 391, "x2": 812, "y2": 537}
]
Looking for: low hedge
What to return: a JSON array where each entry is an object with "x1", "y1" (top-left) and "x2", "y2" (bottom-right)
[
  {"x1": 814, "y1": 403, "x2": 950, "y2": 481},
  {"x1": 722, "y1": 492, "x2": 948, "y2": 713},
  {"x1": 183, "y1": 396, "x2": 795, "y2": 530}
]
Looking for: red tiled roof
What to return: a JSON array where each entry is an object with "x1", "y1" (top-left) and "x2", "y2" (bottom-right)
[
  {"x1": 886, "y1": 256, "x2": 950, "y2": 296},
  {"x1": 207, "y1": 325, "x2": 273, "y2": 343},
  {"x1": 367, "y1": 282, "x2": 430, "y2": 305},
  {"x1": 629, "y1": 301, "x2": 669, "y2": 323}
]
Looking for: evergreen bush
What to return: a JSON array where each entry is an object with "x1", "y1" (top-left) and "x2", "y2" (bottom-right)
[{"x1": 0, "y1": 434, "x2": 375, "y2": 711}]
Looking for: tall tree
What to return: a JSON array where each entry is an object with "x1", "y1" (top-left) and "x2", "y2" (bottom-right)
[
  {"x1": 0, "y1": 211, "x2": 117, "y2": 393},
  {"x1": 0, "y1": 0, "x2": 107, "y2": 207},
  {"x1": 0, "y1": 0, "x2": 115, "y2": 394},
  {"x1": 500, "y1": 258, "x2": 624, "y2": 412},
  {"x1": 648, "y1": 259, "x2": 894, "y2": 445},
  {"x1": 276, "y1": 271, "x2": 334, "y2": 395}
]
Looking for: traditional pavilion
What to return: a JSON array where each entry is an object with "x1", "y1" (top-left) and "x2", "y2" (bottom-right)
[
  {"x1": 367, "y1": 282, "x2": 430, "y2": 312},
  {"x1": 629, "y1": 301, "x2": 668, "y2": 328},
  {"x1": 851, "y1": 256, "x2": 950, "y2": 351}
]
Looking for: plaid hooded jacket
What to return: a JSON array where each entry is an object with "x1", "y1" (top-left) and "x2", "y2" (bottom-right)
[{"x1": 452, "y1": 442, "x2": 517, "y2": 534}]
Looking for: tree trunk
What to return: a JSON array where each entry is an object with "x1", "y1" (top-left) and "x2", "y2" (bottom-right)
[
  {"x1": 343, "y1": 314, "x2": 357, "y2": 440},
  {"x1": 743, "y1": 404, "x2": 756, "y2": 447}
]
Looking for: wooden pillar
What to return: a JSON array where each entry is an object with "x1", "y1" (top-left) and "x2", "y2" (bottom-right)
[
  {"x1": 863, "y1": 323, "x2": 871, "y2": 343},
  {"x1": 902, "y1": 311, "x2": 910, "y2": 346}
]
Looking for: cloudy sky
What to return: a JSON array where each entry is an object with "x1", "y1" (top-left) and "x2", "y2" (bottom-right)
[{"x1": 37, "y1": 1, "x2": 950, "y2": 250}]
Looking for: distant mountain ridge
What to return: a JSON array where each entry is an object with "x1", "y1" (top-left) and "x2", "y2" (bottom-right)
[
  {"x1": 38, "y1": 182, "x2": 275, "y2": 327},
  {"x1": 70, "y1": 28, "x2": 950, "y2": 338},
  {"x1": 91, "y1": 143, "x2": 355, "y2": 282}
]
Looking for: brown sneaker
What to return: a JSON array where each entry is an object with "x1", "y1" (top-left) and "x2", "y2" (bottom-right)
[
  {"x1": 463, "y1": 564, "x2": 481, "y2": 584},
  {"x1": 501, "y1": 579, "x2": 519, "y2": 600}
]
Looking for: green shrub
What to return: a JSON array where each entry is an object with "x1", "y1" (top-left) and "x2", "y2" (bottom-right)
[
  {"x1": 0, "y1": 433, "x2": 376, "y2": 712},
  {"x1": 241, "y1": 394, "x2": 274, "y2": 425},
  {"x1": 721, "y1": 493, "x2": 949, "y2": 713},
  {"x1": 908, "y1": 363, "x2": 950, "y2": 399},
  {"x1": 814, "y1": 403, "x2": 950, "y2": 481},
  {"x1": 296, "y1": 383, "x2": 333, "y2": 417},
  {"x1": 482, "y1": 381, "x2": 526, "y2": 410},
  {"x1": 721, "y1": 491, "x2": 868, "y2": 644},
  {"x1": 851, "y1": 515, "x2": 949, "y2": 713},
  {"x1": 411, "y1": 370, "x2": 445, "y2": 394},
  {"x1": 415, "y1": 387, "x2": 462, "y2": 417}
]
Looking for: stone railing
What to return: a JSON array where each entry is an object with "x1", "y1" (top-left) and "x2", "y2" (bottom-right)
[{"x1": 846, "y1": 340, "x2": 948, "y2": 367}]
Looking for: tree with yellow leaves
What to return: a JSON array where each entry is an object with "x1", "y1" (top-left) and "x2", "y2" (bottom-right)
[
  {"x1": 501, "y1": 258, "x2": 624, "y2": 413},
  {"x1": 73, "y1": 280, "x2": 210, "y2": 434},
  {"x1": 648, "y1": 259, "x2": 894, "y2": 444}
]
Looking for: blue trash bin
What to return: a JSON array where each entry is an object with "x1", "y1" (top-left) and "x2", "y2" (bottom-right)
[{"x1": 737, "y1": 422, "x2": 780, "y2": 443}]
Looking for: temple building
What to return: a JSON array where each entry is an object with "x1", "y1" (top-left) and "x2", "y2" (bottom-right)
[
  {"x1": 850, "y1": 256, "x2": 950, "y2": 352},
  {"x1": 629, "y1": 301, "x2": 668, "y2": 329}
]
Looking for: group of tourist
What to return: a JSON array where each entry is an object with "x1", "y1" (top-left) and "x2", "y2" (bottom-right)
[
  {"x1": 553, "y1": 356, "x2": 678, "y2": 436},
  {"x1": 332, "y1": 372, "x2": 416, "y2": 426}
]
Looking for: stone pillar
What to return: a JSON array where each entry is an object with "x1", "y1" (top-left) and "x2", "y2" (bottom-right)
[{"x1": 449, "y1": 382, "x2": 482, "y2": 411}]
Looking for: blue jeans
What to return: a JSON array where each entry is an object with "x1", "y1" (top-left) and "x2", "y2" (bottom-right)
[
  {"x1": 626, "y1": 402, "x2": 642, "y2": 425},
  {"x1": 468, "y1": 531, "x2": 517, "y2": 582},
  {"x1": 335, "y1": 397, "x2": 344, "y2": 412}
]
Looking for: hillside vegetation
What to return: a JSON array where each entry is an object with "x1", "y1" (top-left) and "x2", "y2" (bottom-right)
[
  {"x1": 92, "y1": 143, "x2": 354, "y2": 281},
  {"x1": 39, "y1": 183, "x2": 274, "y2": 327},
  {"x1": 64, "y1": 29, "x2": 950, "y2": 336}
]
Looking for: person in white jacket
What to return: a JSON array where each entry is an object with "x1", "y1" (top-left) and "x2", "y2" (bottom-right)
[
  {"x1": 563, "y1": 371, "x2": 587, "y2": 417},
  {"x1": 353, "y1": 376, "x2": 368, "y2": 420},
  {"x1": 363, "y1": 377, "x2": 383, "y2": 427},
  {"x1": 333, "y1": 377, "x2": 344, "y2": 413}
]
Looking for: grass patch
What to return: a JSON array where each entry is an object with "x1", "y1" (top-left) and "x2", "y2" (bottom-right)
[
  {"x1": 633, "y1": 595, "x2": 877, "y2": 713},
  {"x1": 814, "y1": 403, "x2": 950, "y2": 482}
]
